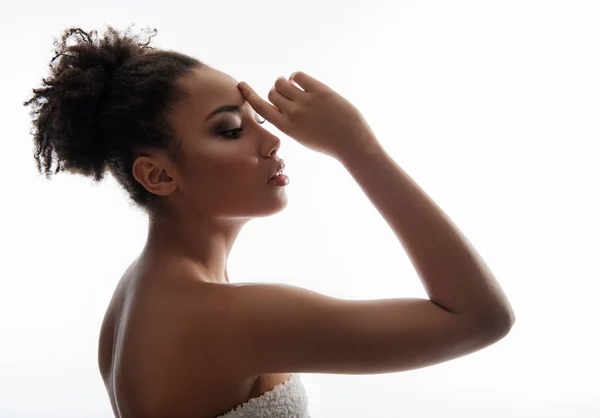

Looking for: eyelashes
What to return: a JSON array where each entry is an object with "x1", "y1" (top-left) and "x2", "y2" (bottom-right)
[
  {"x1": 218, "y1": 116, "x2": 266, "y2": 139},
  {"x1": 220, "y1": 128, "x2": 243, "y2": 139}
]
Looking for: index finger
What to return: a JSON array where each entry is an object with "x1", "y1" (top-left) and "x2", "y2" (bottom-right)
[{"x1": 238, "y1": 82, "x2": 285, "y2": 128}]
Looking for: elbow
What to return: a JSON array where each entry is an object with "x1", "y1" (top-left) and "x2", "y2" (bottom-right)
[
  {"x1": 480, "y1": 306, "x2": 516, "y2": 338},
  {"x1": 466, "y1": 303, "x2": 515, "y2": 337},
  {"x1": 497, "y1": 303, "x2": 516, "y2": 329}
]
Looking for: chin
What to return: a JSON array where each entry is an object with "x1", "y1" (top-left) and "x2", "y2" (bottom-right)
[{"x1": 255, "y1": 193, "x2": 289, "y2": 218}]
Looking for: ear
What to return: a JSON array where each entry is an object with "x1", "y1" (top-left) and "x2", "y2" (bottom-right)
[{"x1": 132, "y1": 155, "x2": 178, "y2": 197}]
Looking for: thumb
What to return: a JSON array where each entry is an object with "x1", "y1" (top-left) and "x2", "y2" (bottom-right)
[{"x1": 238, "y1": 82, "x2": 282, "y2": 128}]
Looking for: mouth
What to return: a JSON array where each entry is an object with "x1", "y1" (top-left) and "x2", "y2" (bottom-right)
[{"x1": 268, "y1": 161, "x2": 286, "y2": 181}]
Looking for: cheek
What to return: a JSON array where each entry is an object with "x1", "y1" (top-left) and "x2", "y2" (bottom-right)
[
  {"x1": 192, "y1": 159, "x2": 251, "y2": 193},
  {"x1": 181, "y1": 143, "x2": 258, "y2": 190}
]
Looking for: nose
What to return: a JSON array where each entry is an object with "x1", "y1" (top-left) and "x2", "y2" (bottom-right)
[{"x1": 265, "y1": 132, "x2": 281, "y2": 157}]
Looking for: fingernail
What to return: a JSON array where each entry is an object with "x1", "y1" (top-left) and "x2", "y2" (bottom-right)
[{"x1": 238, "y1": 82, "x2": 246, "y2": 91}]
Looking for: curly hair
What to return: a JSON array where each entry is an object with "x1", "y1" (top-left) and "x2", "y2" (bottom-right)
[{"x1": 23, "y1": 25, "x2": 206, "y2": 218}]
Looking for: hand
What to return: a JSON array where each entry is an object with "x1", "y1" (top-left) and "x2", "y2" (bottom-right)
[{"x1": 238, "y1": 71, "x2": 379, "y2": 160}]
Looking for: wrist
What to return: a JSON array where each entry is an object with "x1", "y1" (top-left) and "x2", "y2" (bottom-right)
[{"x1": 334, "y1": 133, "x2": 385, "y2": 166}]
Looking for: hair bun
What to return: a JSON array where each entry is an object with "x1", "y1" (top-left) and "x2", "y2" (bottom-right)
[
  {"x1": 51, "y1": 26, "x2": 157, "y2": 79},
  {"x1": 25, "y1": 25, "x2": 157, "y2": 180}
]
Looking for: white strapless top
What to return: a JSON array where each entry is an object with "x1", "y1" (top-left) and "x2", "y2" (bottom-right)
[{"x1": 216, "y1": 374, "x2": 310, "y2": 418}]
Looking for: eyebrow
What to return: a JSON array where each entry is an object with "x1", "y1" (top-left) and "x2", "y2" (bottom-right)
[{"x1": 204, "y1": 104, "x2": 243, "y2": 122}]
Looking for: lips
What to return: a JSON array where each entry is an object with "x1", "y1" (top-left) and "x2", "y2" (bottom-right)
[{"x1": 268, "y1": 161, "x2": 286, "y2": 180}]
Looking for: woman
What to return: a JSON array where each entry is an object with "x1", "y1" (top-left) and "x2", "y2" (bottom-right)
[{"x1": 24, "y1": 26, "x2": 515, "y2": 418}]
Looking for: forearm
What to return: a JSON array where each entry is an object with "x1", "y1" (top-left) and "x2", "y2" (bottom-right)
[{"x1": 337, "y1": 139, "x2": 514, "y2": 324}]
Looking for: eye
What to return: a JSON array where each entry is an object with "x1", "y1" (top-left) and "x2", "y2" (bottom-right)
[
  {"x1": 219, "y1": 128, "x2": 243, "y2": 139},
  {"x1": 217, "y1": 116, "x2": 264, "y2": 139}
]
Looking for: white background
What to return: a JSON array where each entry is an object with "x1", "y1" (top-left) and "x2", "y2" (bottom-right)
[{"x1": 1, "y1": 0, "x2": 599, "y2": 416}]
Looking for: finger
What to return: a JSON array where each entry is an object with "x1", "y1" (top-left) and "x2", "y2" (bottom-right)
[
  {"x1": 268, "y1": 86, "x2": 292, "y2": 113},
  {"x1": 289, "y1": 71, "x2": 321, "y2": 92},
  {"x1": 238, "y1": 82, "x2": 284, "y2": 128},
  {"x1": 274, "y1": 76, "x2": 303, "y2": 100}
]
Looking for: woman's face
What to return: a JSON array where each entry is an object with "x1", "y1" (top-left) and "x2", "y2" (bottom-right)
[{"x1": 135, "y1": 66, "x2": 288, "y2": 220}]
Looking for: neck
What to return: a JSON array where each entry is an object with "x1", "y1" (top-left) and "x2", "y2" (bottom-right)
[{"x1": 142, "y1": 212, "x2": 250, "y2": 284}]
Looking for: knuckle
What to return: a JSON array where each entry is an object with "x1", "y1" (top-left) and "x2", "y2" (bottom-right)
[
  {"x1": 317, "y1": 88, "x2": 333, "y2": 99},
  {"x1": 286, "y1": 104, "x2": 299, "y2": 118}
]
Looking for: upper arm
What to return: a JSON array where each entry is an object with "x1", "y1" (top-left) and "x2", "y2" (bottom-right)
[{"x1": 186, "y1": 283, "x2": 511, "y2": 377}]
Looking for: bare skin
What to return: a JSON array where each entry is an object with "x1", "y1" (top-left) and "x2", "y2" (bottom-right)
[
  {"x1": 98, "y1": 258, "x2": 293, "y2": 418},
  {"x1": 98, "y1": 68, "x2": 514, "y2": 418},
  {"x1": 98, "y1": 66, "x2": 292, "y2": 418}
]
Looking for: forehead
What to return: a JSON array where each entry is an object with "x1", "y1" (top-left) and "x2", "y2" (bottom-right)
[{"x1": 177, "y1": 67, "x2": 249, "y2": 116}]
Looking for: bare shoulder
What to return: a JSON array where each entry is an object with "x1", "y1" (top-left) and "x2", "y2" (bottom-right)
[{"x1": 99, "y1": 261, "x2": 268, "y2": 417}]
